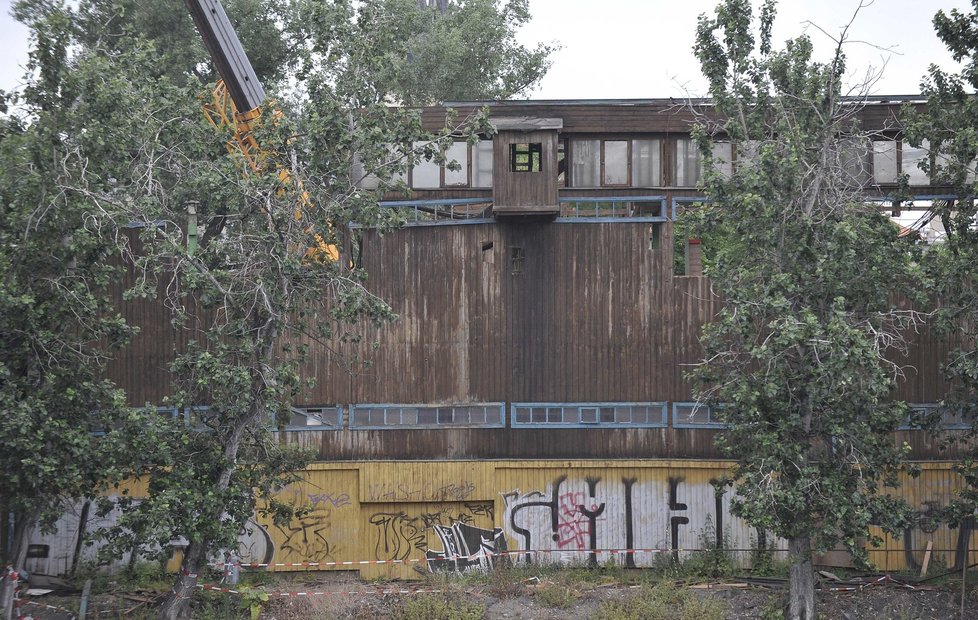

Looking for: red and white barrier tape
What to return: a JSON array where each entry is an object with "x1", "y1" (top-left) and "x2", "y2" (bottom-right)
[
  {"x1": 198, "y1": 583, "x2": 444, "y2": 597},
  {"x1": 6, "y1": 566, "x2": 24, "y2": 620},
  {"x1": 213, "y1": 547, "x2": 680, "y2": 570}
]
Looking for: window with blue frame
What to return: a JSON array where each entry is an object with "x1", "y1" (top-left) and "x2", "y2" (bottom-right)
[
  {"x1": 672, "y1": 402, "x2": 724, "y2": 428},
  {"x1": 350, "y1": 403, "x2": 505, "y2": 429},
  {"x1": 899, "y1": 404, "x2": 969, "y2": 431},
  {"x1": 278, "y1": 406, "x2": 344, "y2": 430},
  {"x1": 510, "y1": 402, "x2": 668, "y2": 428}
]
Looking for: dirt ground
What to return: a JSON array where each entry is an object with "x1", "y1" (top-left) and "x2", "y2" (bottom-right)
[
  {"x1": 255, "y1": 572, "x2": 976, "y2": 620},
  {"x1": 262, "y1": 587, "x2": 971, "y2": 620},
  {"x1": 19, "y1": 571, "x2": 978, "y2": 619}
]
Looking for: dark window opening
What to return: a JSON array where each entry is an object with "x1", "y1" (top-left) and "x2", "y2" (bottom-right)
[
  {"x1": 481, "y1": 240, "x2": 494, "y2": 251},
  {"x1": 510, "y1": 143, "x2": 542, "y2": 172},
  {"x1": 27, "y1": 544, "x2": 50, "y2": 558}
]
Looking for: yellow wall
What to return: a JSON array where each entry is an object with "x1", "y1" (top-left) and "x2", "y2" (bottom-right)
[
  {"x1": 237, "y1": 460, "x2": 976, "y2": 579},
  {"x1": 24, "y1": 460, "x2": 975, "y2": 578}
]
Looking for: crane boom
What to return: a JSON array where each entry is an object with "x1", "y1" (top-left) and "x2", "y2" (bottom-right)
[
  {"x1": 183, "y1": 0, "x2": 339, "y2": 263},
  {"x1": 184, "y1": 0, "x2": 264, "y2": 112}
]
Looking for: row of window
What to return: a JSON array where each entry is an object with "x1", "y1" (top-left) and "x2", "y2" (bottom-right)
[
  {"x1": 143, "y1": 402, "x2": 722, "y2": 430},
  {"x1": 142, "y1": 402, "x2": 966, "y2": 432},
  {"x1": 368, "y1": 137, "x2": 957, "y2": 192}
]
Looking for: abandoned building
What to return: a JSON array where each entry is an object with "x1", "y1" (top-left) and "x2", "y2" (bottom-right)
[{"x1": 21, "y1": 97, "x2": 973, "y2": 579}]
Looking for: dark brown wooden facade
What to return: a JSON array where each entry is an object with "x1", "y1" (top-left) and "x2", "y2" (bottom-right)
[{"x1": 107, "y1": 98, "x2": 963, "y2": 462}]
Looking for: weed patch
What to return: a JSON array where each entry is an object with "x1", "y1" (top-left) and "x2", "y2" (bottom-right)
[
  {"x1": 397, "y1": 593, "x2": 485, "y2": 620},
  {"x1": 591, "y1": 582, "x2": 727, "y2": 620},
  {"x1": 535, "y1": 583, "x2": 582, "y2": 608}
]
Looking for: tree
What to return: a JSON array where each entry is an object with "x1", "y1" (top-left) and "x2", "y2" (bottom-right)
[
  {"x1": 72, "y1": 0, "x2": 297, "y2": 88},
  {"x1": 903, "y1": 2, "x2": 978, "y2": 536},
  {"x1": 690, "y1": 2, "x2": 920, "y2": 618},
  {"x1": 1, "y1": 3, "x2": 493, "y2": 619},
  {"x1": 0, "y1": 6, "x2": 168, "y2": 619},
  {"x1": 297, "y1": 0, "x2": 556, "y2": 105}
]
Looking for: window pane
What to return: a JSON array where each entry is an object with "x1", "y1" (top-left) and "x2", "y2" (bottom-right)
[
  {"x1": 532, "y1": 407, "x2": 546, "y2": 423},
  {"x1": 510, "y1": 143, "x2": 542, "y2": 172},
  {"x1": 711, "y1": 141, "x2": 732, "y2": 180},
  {"x1": 840, "y1": 139, "x2": 871, "y2": 186},
  {"x1": 873, "y1": 141, "x2": 898, "y2": 183},
  {"x1": 580, "y1": 407, "x2": 598, "y2": 423},
  {"x1": 675, "y1": 403, "x2": 711, "y2": 425},
  {"x1": 401, "y1": 409, "x2": 418, "y2": 425},
  {"x1": 604, "y1": 141, "x2": 628, "y2": 185},
  {"x1": 736, "y1": 140, "x2": 762, "y2": 167},
  {"x1": 675, "y1": 139, "x2": 701, "y2": 186},
  {"x1": 572, "y1": 139, "x2": 600, "y2": 186},
  {"x1": 472, "y1": 140, "x2": 493, "y2": 187},
  {"x1": 632, "y1": 139, "x2": 661, "y2": 186},
  {"x1": 444, "y1": 142, "x2": 469, "y2": 186},
  {"x1": 412, "y1": 141, "x2": 440, "y2": 188},
  {"x1": 903, "y1": 139, "x2": 930, "y2": 185}
]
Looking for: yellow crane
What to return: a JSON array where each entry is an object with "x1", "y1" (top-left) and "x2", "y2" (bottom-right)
[{"x1": 183, "y1": 0, "x2": 339, "y2": 263}]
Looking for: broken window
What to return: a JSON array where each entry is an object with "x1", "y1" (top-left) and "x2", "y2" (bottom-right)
[{"x1": 510, "y1": 142, "x2": 542, "y2": 172}]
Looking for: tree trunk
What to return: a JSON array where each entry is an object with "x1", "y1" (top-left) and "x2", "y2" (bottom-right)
[
  {"x1": 157, "y1": 321, "x2": 278, "y2": 620},
  {"x1": 787, "y1": 535, "x2": 816, "y2": 620},
  {"x1": 157, "y1": 541, "x2": 206, "y2": 620},
  {"x1": 1, "y1": 509, "x2": 40, "y2": 620}
]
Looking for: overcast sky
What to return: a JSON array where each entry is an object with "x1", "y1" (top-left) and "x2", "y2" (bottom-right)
[{"x1": 0, "y1": 0, "x2": 972, "y2": 99}]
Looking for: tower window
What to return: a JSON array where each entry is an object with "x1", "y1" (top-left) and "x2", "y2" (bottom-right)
[{"x1": 510, "y1": 143, "x2": 542, "y2": 172}]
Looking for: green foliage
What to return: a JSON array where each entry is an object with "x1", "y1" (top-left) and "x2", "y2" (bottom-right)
[
  {"x1": 398, "y1": 593, "x2": 485, "y2": 620},
  {"x1": 750, "y1": 535, "x2": 788, "y2": 577},
  {"x1": 690, "y1": 0, "x2": 921, "y2": 615},
  {"x1": 684, "y1": 520, "x2": 736, "y2": 578},
  {"x1": 3, "y1": 2, "x2": 495, "y2": 619},
  {"x1": 69, "y1": 0, "x2": 296, "y2": 89},
  {"x1": 0, "y1": 0, "x2": 166, "y2": 588},
  {"x1": 296, "y1": 0, "x2": 556, "y2": 105},
  {"x1": 903, "y1": 3, "x2": 978, "y2": 529},
  {"x1": 535, "y1": 583, "x2": 582, "y2": 609},
  {"x1": 591, "y1": 582, "x2": 726, "y2": 620},
  {"x1": 759, "y1": 595, "x2": 787, "y2": 620}
]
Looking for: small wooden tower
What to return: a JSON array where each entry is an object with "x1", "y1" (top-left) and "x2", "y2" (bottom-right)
[{"x1": 491, "y1": 117, "x2": 562, "y2": 216}]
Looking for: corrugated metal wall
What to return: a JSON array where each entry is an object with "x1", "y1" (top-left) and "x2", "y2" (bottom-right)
[{"x1": 26, "y1": 460, "x2": 977, "y2": 579}]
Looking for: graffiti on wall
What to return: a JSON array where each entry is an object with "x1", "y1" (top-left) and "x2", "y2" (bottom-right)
[
  {"x1": 366, "y1": 481, "x2": 477, "y2": 502},
  {"x1": 502, "y1": 475, "x2": 763, "y2": 567},
  {"x1": 426, "y1": 522, "x2": 507, "y2": 571},
  {"x1": 367, "y1": 502, "x2": 503, "y2": 572},
  {"x1": 21, "y1": 464, "x2": 978, "y2": 577}
]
